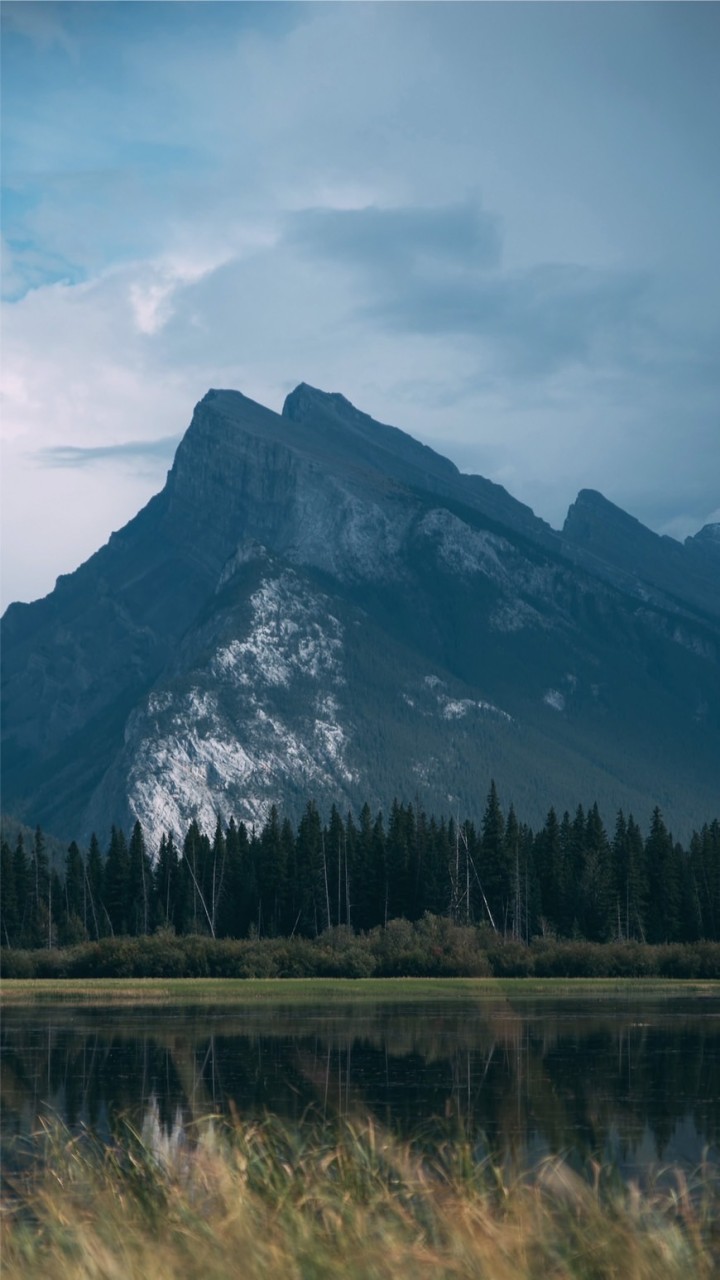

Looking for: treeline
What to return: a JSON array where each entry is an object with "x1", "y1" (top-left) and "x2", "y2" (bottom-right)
[{"x1": 2, "y1": 786, "x2": 719, "y2": 953}]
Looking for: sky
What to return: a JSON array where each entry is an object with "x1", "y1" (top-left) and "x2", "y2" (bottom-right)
[{"x1": 2, "y1": 1, "x2": 719, "y2": 611}]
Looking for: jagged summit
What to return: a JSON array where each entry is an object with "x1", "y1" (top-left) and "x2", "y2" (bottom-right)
[
  {"x1": 282, "y1": 382, "x2": 360, "y2": 421},
  {"x1": 688, "y1": 522, "x2": 720, "y2": 549},
  {"x1": 563, "y1": 488, "x2": 719, "y2": 618},
  {"x1": 2, "y1": 383, "x2": 719, "y2": 846}
]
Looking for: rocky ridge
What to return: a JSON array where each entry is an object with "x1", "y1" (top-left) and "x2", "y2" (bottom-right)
[{"x1": 2, "y1": 384, "x2": 719, "y2": 849}]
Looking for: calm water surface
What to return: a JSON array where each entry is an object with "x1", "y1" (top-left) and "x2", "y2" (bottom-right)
[{"x1": 3, "y1": 994, "x2": 719, "y2": 1180}]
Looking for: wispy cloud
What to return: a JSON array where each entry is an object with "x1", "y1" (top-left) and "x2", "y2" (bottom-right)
[{"x1": 34, "y1": 436, "x2": 180, "y2": 469}]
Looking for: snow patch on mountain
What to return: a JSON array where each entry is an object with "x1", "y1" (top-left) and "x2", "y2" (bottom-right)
[
  {"x1": 285, "y1": 481, "x2": 413, "y2": 580},
  {"x1": 420, "y1": 676, "x2": 512, "y2": 723},
  {"x1": 543, "y1": 689, "x2": 566, "y2": 711},
  {"x1": 420, "y1": 509, "x2": 508, "y2": 578},
  {"x1": 211, "y1": 575, "x2": 344, "y2": 688},
  {"x1": 116, "y1": 574, "x2": 356, "y2": 851}
]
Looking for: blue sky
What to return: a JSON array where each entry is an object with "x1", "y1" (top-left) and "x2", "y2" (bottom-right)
[{"x1": 2, "y1": 1, "x2": 719, "y2": 608}]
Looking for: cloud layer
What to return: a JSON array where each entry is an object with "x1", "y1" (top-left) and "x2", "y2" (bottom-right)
[{"x1": 2, "y1": 1, "x2": 719, "y2": 608}]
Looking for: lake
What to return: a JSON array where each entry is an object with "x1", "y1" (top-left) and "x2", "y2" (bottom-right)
[{"x1": 2, "y1": 990, "x2": 719, "y2": 1183}]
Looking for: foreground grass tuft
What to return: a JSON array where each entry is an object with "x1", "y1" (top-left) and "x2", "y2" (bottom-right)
[{"x1": 3, "y1": 1115, "x2": 719, "y2": 1279}]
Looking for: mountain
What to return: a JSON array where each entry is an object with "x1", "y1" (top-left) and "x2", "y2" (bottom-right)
[{"x1": 2, "y1": 384, "x2": 719, "y2": 849}]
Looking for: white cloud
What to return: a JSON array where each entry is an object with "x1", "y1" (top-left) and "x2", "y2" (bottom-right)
[{"x1": 2, "y1": 2, "x2": 719, "y2": 608}]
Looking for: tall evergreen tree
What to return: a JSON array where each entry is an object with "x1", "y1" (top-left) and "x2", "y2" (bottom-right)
[
  {"x1": 612, "y1": 812, "x2": 648, "y2": 941},
  {"x1": 85, "y1": 834, "x2": 104, "y2": 939},
  {"x1": 534, "y1": 807, "x2": 562, "y2": 936},
  {"x1": 578, "y1": 803, "x2": 612, "y2": 941},
  {"x1": 295, "y1": 801, "x2": 325, "y2": 935},
  {"x1": 258, "y1": 806, "x2": 286, "y2": 936},
  {"x1": 480, "y1": 781, "x2": 507, "y2": 931},
  {"x1": 351, "y1": 803, "x2": 377, "y2": 930},
  {"x1": 219, "y1": 819, "x2": 255, "y2": 938},
  {"x1": 386, "y1": 800, "x2": 414, "y2": 921},
  {"x1": 61, "y1": 841, "x2": 87, "y2": 944},
  {"x1": 689, "y1": 821, "x2": 720, "y2": 940},
  {"x1": 12, "y1": 833, "x2": 31, "y2": 945},
  {"x1": 325, "y1": 805, "x2": 347, "y2": 929},
  {"x1": 181, "y1": 820, "x2": 214, "y2": 935},
  {"x1": 154, "y1": 833, "x2": 180, "y2": 931},
  {"x1": 1, "y1": 838, "x2": 18, "y2": 947},
  {"x1": 103, "y1": 826, "x2": 129, "y2": 936},
  {"x1": 645, "y1": 808, "x2": 680, "y2": 943},
  {"x1": 127, "y1": 821, "x2": 153, "y2": 935},
  {"x1": 28, "y1": 826, "x2": 51, "y2": 948},
  {"x1": 209, "y1": 817, "x2": 227, "y2": 937}
]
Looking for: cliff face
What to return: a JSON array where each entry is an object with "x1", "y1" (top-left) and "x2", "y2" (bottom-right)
[
  {"x1": 2, "y1": 385, "x2": 719, "y2": 847},
  {"x1": 563, "y1": 489, "x2": 720, "y2": 619}
]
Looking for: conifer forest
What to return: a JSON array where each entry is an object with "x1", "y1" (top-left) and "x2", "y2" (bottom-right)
[{"x1": 3, "y1": 786, "x2": 719, "y2": 958}]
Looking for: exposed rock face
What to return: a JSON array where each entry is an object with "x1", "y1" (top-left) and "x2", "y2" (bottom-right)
[
  {"x1": 563, "y1": 490, "x2": 720, "y2": 619},
  {"x1": 2, "y1": 385, "x2": 719, "y2": 848}
]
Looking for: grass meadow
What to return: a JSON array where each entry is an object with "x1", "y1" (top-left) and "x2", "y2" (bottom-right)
[{"x1": 3, "y1": 1113, "x2": 719, "y2": 1280}]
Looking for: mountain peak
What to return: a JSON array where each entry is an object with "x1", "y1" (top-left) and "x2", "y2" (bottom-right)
[
  {"x1": 282, "y1": 383, "x2": 360, "y2": 422},
  {"x1": 3, "y1": 383, "x2": 719, "y2": 845}
]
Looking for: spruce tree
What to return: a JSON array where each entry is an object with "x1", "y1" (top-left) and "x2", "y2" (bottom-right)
[
  {"x1": 295, "y1": 801, "x2": 324, "y2": 935},
  {"x1": 645, "y1": 808, "x2": 680, "y2": 943},
  {"x1": 578, "y1": 804, "x2": 612, "y2": 941},
  {"x1": 534, "y1": 807, "x2": 562, "y2": 936},
  {"x1": 62, "y1": 841, "x2": 87, "y2": 944},
  {"x1": 127, "y1": 821, "x2": 153, "y2": 935},
  {"x1": 480, "y1": 781, "x2": 507, "y2": 931},
  {"x1": 85, "y1": 834, "x2": 104, "y2": 939},
  {"x1": 103, "y1": 827, "x2": 129, "y2": 936},
  {"x1": 1, "y1": 838, "x2": 18, "y2": 947},
  {"x1": 258, "y1": 806, "x2": 286, "y2": 936},
  {"x1": 28, "y1": 826, "x2": 50, "y2": 947},
  {"x1": 12, "y1": 833, "x2": 31, "y2": 945},
  {"x1": 154, "y1": 833, "x2": 180, "y2": 930}
]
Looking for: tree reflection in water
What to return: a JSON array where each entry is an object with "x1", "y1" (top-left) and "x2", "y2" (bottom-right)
[{"x1": 2, "y1": 996, "x2": 719, "y2": 1181}]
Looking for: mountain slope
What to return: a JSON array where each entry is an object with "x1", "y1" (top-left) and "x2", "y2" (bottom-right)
[{"x1": 2, "y1": 385, "x2": 718, "y2": 847}]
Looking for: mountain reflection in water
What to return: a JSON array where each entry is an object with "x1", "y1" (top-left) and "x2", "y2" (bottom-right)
[{"x1": 2, "y1": 996, "x2": 719, "y2": 1180}]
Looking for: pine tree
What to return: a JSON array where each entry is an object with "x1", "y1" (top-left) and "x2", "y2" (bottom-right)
[
  {"x1": 612, "y1": 812, "x2": 648, "y2": 941},
  {"x1": 85, "y1": 834, "x2": 104, "y2": 938},
  {"x1": 154, "y1": 833, "x2": 180, "y2": 931},
  {"x1": 325, "y1": 805, "x2": 346, "y2": 929},
  {"x1": 209, "y1": 817, "x2": 227, "y2": 937},
  {"x1": 295, "y1": 801, "x2": 325, "y2": 935},
  {"x1": 689, "y1": 821, "x2": 720, "y2": 940},
  {"x1": 61, "y1": 841, "x2": 87, "y2": 944},
  {"x1": 534, "y1": 807, "x2": 562, "y2": 936},
  {"x1": 386, "y1": 800, "x2": 413, "y2": 922},
  {"x1": 480, "y1": 781, "x2": 508, "y2": 931},
  {"x1": 258, "y1": 806, "x2": 286, "y2": 936},
  {"x1": 559, "y1": 806, "x2": 586, "y2": 937},
  {"x1": 29, "y1": 826, "x2": 51, "y2": 948},
  {"x1": 127, "y1": 821, "x2": 153, "y2": 935},
  {"x1": 1, "y1": 838, "x2": 18, "y2": 946},
  {"x1": 351, "y1": 803, "x2": 376, "y2": 930},
  {"x1": 12, "y1": 834, "x2": 31, "y2": 945},
  {"x1": 218, "y1": 819, "x2": 255, "y2": 938},
  {"x1": 103, "y1": 827, "x2": 129, "y2": 935},
  {"x1": 645, "y1": 808, "x2": 680, "y2": 943},
  {"x1": 181, "y1": 820, "x2": 214, "y2": 935},
  {"x1": 578, "y1": 804, "x2": 612, "y2": 941}
]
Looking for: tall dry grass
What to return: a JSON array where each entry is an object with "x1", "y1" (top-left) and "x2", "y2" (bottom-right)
[{"x1": 2, "y1": 1113, "x2": 718, "y2": 1279}]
